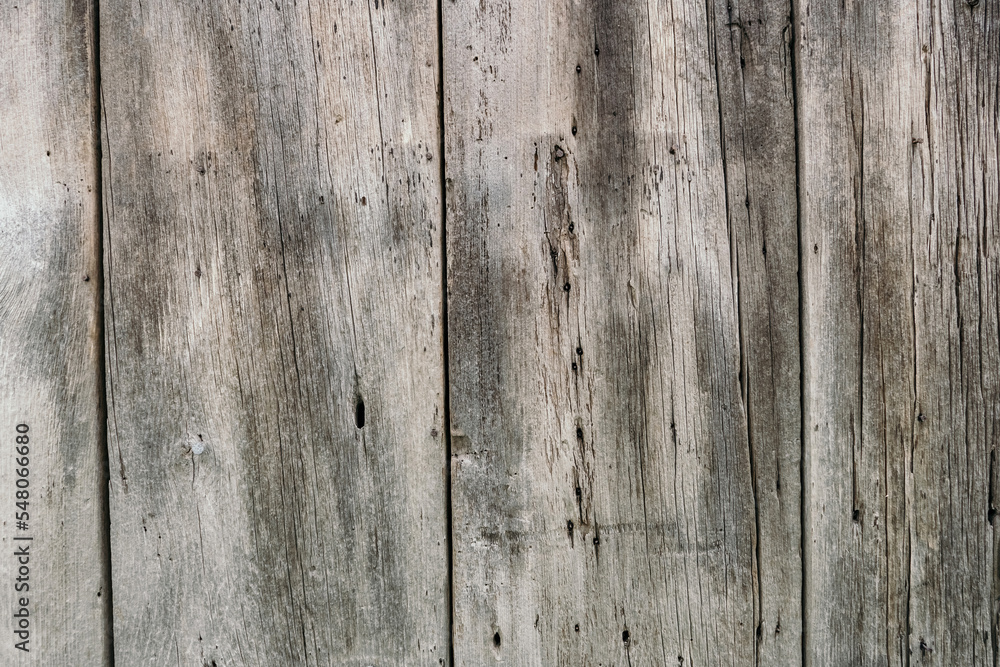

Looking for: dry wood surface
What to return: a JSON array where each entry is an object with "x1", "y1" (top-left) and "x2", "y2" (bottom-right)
[
  {"x1": 0, "y1": 0, "x2": 996, "y2": 664},
  {"x1": 0, "y1": 2, "x2": 110, "y2": 664},
  {"x1": 101, "y1": 1, "x2": 448, "y2": 664}
]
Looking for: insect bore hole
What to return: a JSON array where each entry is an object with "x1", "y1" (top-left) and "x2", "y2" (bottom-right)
[{"x1": 355, "y1": 399, "x2": 366, "y2": 429}]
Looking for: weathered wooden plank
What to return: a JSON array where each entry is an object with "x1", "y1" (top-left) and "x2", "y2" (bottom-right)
[
  {"x1": 100, "y1": 1, "x2": 448, "y2": 664},
  {"x1": 711, "y1": 0, "x2": 802, "y2": 662},
  {"x1": 445, "y1": 0, "x2": 761, "y2": 663},
  {"x1": 797, "y1": 0, "x2": 999, "y2": 663},
  {"x1": 0, "y1": 1, "x2": 110, "y2": 665}
]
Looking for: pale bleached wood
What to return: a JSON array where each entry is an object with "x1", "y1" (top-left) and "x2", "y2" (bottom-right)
[
  {"x1": 711, "y1": 0, "x2": 803, "y2": 662},
  {"x1": 797, "y1": 0, "x2": 999, "y2": 663},
  {"x1": 0, "y1": 1, "x2": 110, "y2": 665},
  {"x1": 100, "y1": 1, "x2": 448, "y2": 664},
  {"x1": 445, "y1": 0, "x2": 759, "y2": 664}
]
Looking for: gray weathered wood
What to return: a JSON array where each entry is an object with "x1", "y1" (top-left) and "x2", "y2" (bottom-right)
[
  {"x1": 712, "y1": 0, "x2": 803, "y2": 662},
  {"x1": 0, "y1": 1, "x2": 110, "y2": 664},
  {"x1": 445, "y1": 0, "x2": 773, "y2": 663},
  {"x1": 797, "y1": 0, "x2": 999, "y2": 663},
  {"x1": 100, "y1": 1, "x2": 448, "y2": 664}
]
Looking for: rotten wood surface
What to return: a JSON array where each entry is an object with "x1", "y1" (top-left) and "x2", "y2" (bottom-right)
[
  {"x1": 0, "y1": 1, "x2": 110, "y2": 665},
  {"x1": 100, "y1": 1, "x2": 448, "y2": 664}
]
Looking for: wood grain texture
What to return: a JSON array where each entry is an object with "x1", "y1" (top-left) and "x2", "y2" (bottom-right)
[
  {"x1": 444, "y1": 0, "x2": 773, "y2": 663},
  {"x1": 711, "y1": 0, "x2": 802, "y2": 662},
  {"x1": 0, "y1": 1, "x2": 110, "y2": 665},
  {"x1": 797, "y1": 0, "x2": 999, "y2": 663},
  {"x1": 100, "y1": 1, "x2": 448, "y2": 664}
]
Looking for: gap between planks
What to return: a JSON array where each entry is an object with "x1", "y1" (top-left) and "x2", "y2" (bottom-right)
[{"x1": 91, "y1": 0, "x2": 116, "y2": 664}]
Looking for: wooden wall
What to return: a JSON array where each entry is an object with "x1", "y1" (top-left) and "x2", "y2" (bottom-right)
[{"x1": 0, "y1": 0, "x2": 996, "y2": 664}]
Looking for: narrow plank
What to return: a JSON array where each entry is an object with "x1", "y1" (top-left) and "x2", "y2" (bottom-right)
[
  {"x1": 100, "y1": 1, "x2": 448, "y2": 664},
  {"x1": 445, "y1": 0, "x2": 758, "y2": 663},
  {"x1": 797, "y1": 0, "x2": 999, "y2": 663},
  {"x1": 0, "y1": 2, "x2": 110, "y2": 665},
  {"x1": 711, "y1": 0, "x2": 803, "y2": 662}
]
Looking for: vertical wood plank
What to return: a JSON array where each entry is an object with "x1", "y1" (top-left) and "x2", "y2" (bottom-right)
[
  {"x1": 0, "y1": 1, "x2": 110, "y2": 664},
  {"x1": 100, "y1": 1, "x2": 448, "y2": 664},
  {"x1": 444, "y1": 0, "x2": 772, "y2": 663},
  {"x1": 797, "y1": 0, "x2": 999, "y2": 663},
  {"x1": 711, "y1": 0, "x2": 803, "y2": 662}
]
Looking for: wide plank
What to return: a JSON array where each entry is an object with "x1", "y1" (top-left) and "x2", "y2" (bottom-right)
[
  {"x1": 100, "y1": 1, "x2": 448, "y2": 664},
  {"x1": 445, "y1": 0, "x2": 762, "y2": 663}
]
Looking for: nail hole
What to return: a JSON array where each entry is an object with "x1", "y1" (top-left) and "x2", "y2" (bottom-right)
[
  {"x1": 622, "y1": 630, "x2": 630, "y2": 643},
  {"x1": 493, "y1": 632, "x2": 501, "y2": 648},
  {"x1": 355, "y1": 399, "x2": 366, "y2": 428}
]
